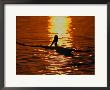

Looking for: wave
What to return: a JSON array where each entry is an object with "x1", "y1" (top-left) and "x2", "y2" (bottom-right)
[{"x1": 16, "y1": 41, "x2": 94, "y2": 56}]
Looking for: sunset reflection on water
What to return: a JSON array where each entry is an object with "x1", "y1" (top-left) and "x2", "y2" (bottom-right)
[
  {"x1": 48, "y1": 16, "x2": 72, "y2": 48},
  {"x1": 16, "y1": 16, "x2": 95, "y2": 75}
]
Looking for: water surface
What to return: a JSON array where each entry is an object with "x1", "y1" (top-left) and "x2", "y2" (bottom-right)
[{"x1": 16, "y1": 16, "x2": 95, "y2": 75}]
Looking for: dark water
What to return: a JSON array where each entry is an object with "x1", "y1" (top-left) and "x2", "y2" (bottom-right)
[{"x1": 16, "y1": 16, "x2": 95, "y2": 75}]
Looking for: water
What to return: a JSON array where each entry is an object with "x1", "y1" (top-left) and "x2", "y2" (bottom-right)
[{"x1": 16, "y1": 16, "x2": 95, "y2": 75}]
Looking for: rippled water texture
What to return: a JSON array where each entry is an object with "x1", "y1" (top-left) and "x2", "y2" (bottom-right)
[{"x1": 16, "y1": 16, "x2": 95, "y2": 75}]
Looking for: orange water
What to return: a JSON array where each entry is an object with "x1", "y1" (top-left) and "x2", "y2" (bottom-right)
[{"x1": 16, "y1": 16, "x2": 95, "y2": 75}]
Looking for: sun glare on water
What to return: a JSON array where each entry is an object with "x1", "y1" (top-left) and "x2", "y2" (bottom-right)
[{"x1": 48, "y1": 16, "x2": 72, "y2": 47}]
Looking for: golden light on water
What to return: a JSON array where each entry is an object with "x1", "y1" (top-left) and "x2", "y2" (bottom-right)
[{"x1": 48, "y1": 16, "x2": 72, "y2": 47}]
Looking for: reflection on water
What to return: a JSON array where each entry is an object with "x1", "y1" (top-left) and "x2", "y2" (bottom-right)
[
  {"x1": 16, "y1": 16, "x2": 95, "y2": 75},
  {"x1": 48, "y1": 16, "x2": 72, "y2": 48}
]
